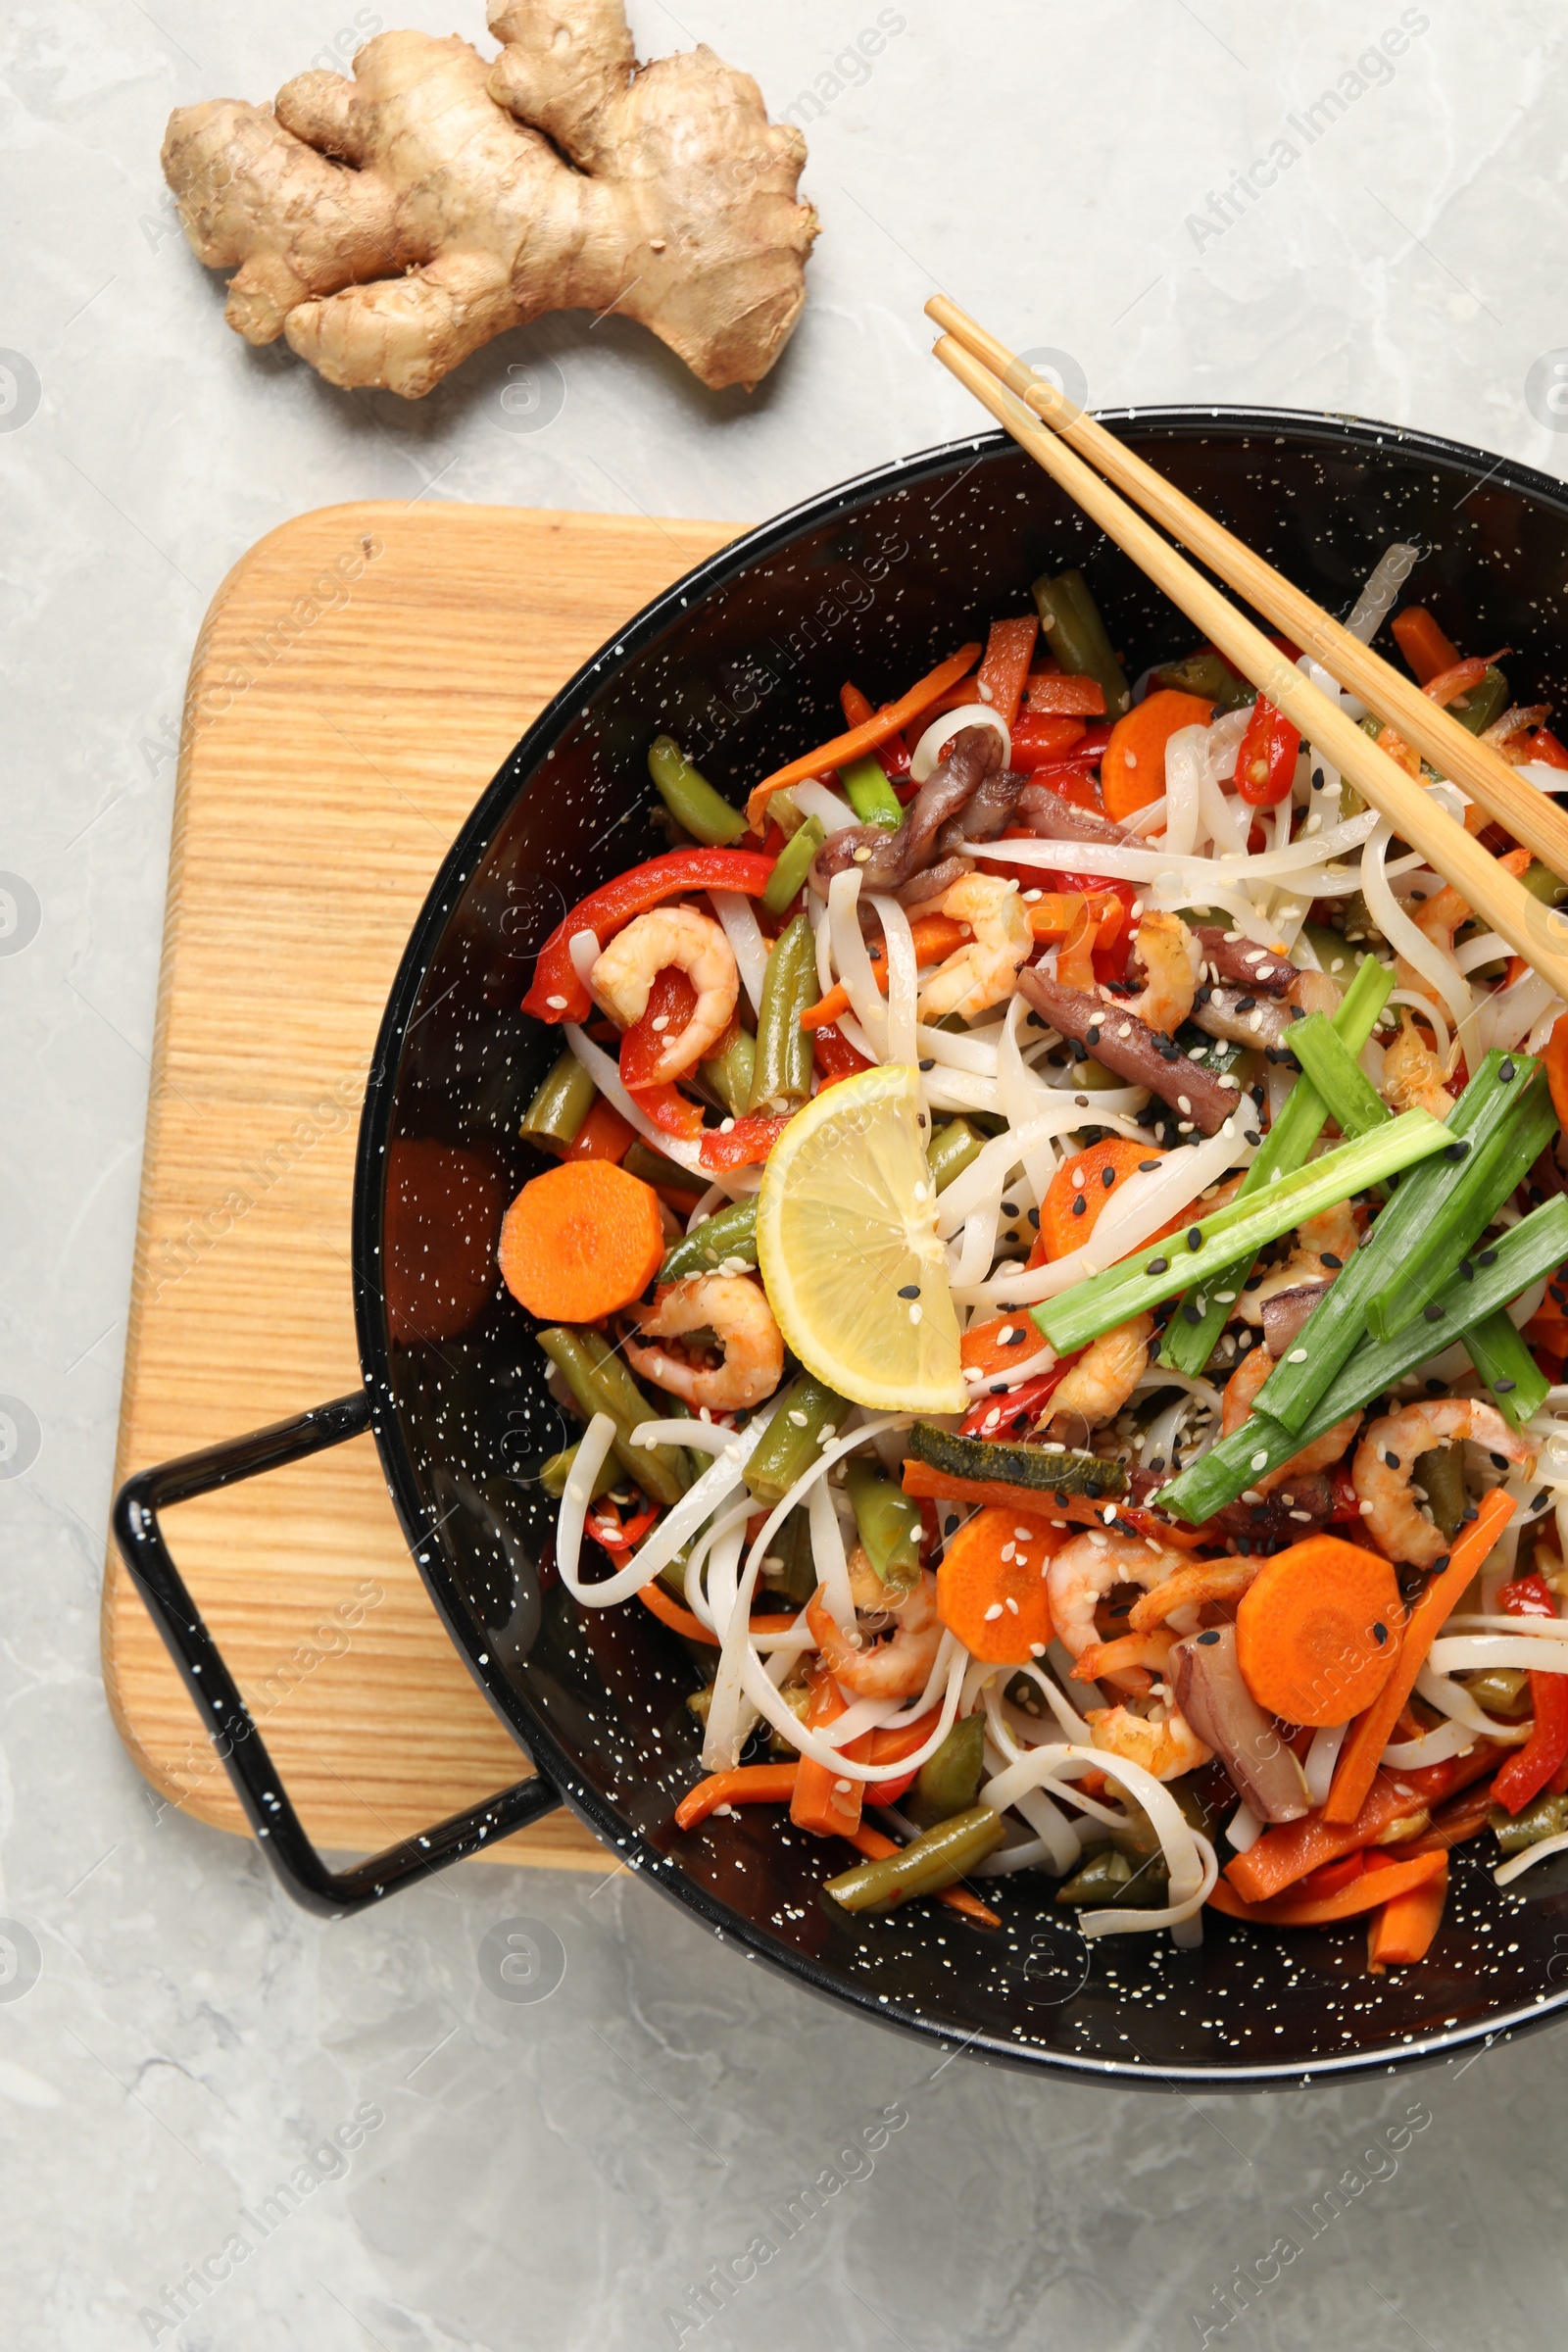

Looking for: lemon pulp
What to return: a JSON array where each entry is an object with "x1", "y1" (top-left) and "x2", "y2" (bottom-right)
[{"x1": 756, "y1": 1064, "x2": 966, "y2": 1414}]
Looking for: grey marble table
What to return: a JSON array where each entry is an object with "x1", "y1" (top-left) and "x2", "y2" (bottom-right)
[{"x1": 7, "y1": 3, "x2": 1568, "y2": 2345}]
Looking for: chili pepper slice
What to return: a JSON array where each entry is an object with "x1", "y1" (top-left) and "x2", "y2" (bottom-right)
[
  {"x1": 1235, "y1": 695, "x2": 1301, "y2": 807},
  {"x1": 1492, "y1": 1570, "x2": 1568, "y2": 1813},
  {"x1": 960, "y1": 1364, "x2": 1075, "y2": 1442},
  {"x1": 522, "y1": 848, "x2": 777, "y2": 1024}
]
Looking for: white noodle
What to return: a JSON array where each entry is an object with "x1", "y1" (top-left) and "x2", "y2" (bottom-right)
[
  {"x1": 870, "y1": 893, "x2": 919, "y2": 1068},
  {"x1": 981, "y1": 1742, "x2": 1215, "y2": 1937},
  {"x1": 955, "y1": 808, "x2": 1378, "y2": 886},
  {"x1": 556, "y1": 1413, "x2": 617, "y2": 1599},
  {"x1": 909, "y1": 703, "x2": 1010, "y2": 782},
  {"x1": 1358, "y1": 820, "x2": 1472, "y2": 1035},
  {"x1": 826, "y1": 867, "x2": 890, "y2": 1057},
  {"x1": 1162, "y1": 724, "x2": 1205, "y2": 858},
  {"x1": 808, "y1": 1474, "x2": 856, "y2": 1636},
  {"x1": 1413, "y1": 1662, "x2": 1532, "y2": 1741},
  {"x1": 1345, "y1": 541, "x2": 1420, "y2": 648},
  {"x1": 1302, "y1": 1720, "x2": 1350, "y2": 1805},
  {"x1": 1495, "y1": 1830, "x2": 1568, "y2": 1886},
  {"x1": 710, "y1": 889, "x2": 770, "y2": 1017},
  {"x1": 1380, "y1": 1718, "x2": 1476, "y2": 1769},
  {"x1": 786, "y1": 779, "x2": 858, "y2": 835},
  {"x1": 1386, "y1": 988, "x2": 1451, "y2": 1066},
  {"x1": 564, "y1": 1024, "x2": 758, "y2": 1195}
]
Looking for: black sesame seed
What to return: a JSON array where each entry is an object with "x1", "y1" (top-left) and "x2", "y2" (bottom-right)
[
  {"x1": 1384, "y1": 1449, "x2": 1400, "y2": 1469},
  {"x1": 918, "y1": 1057, "x2": 936, "y2": 1071},
  {"x1": 1489, "y1": 1451, "x2": 1509, "y2": 1470},
  {"x1": 1460, "y1": 1260, "x2": 1475, "y2": 1281},
  {"x1": 1500, "y1": 1058, "x2": 1517, "y2": 1083},
  {"x1": 1196, "y1": 1629, "x2": 1221, "y2": 1645},
  {"x1": 1147, "y1": 1256, "x2": 1169, "y2": 1275},
  {"x1": 1424, "y1": 1302, "x2": 1446, "y2": 1322},
  {"x1": 1004, "y1": 1326, "x2": 1030, "y2": 1345},
  {"x1": 1372, "y1": 1622, "x2": 1389, "y2": 1643},
  {"x1": 1444, "y1": 1141, "x2": 1470, "y2": 1161},
  {"x1": 1311, "y1": 766, "x2": 1325, "y2": 789},
  {"x1": 1478, "y1": 1248, "x2": 1497, "y2": 1266},
  {"x1": 1001, "y1": 1201, "x2": 1018, "y2": 1216},
  {"x1": 1101, "y1": 1165, "x2": 1117, "y2": 1188},
  {"x1": 1028, "y1": 1208, "x2": 1040, "y2": 1227},
  {"x1": 1187, "y1": 1227, "x2": 1203, "y2": 1250},
  {"x1": 1183, "y1": 1300, "x2": 1202, "y2": 1325},
  {"x1": 1320, "y1": 1251, "x2": 1343, "y2": 1269},
  {"x1": 1245, "y1": 1130, "x2": 1261, "y2": 1148},
  {"x1": 1072, "y1": 1195, "x2": 1088, "y2": 1216},
  {"x1": 1460, "y1": 1504, "x2": 1478, "y2": 1524},
  {"x1": 897, "y1": 1283, "x2": 921, "y2": 1298},
  {"x1": 1139, "y1": 1159, "x2": 1162, "y2": 1172},
  {"x1": 1494, "y1": 1378, "x2": 1516, "y2": 1394},
  {"x1": 1237, "y1": 995, "x2": 1256, "y2": 1013},
  {"x1": 1086, "y1": 1027, "x2": 1102, "y2": 1049},
  {"x1": 1534, "y1": 1489, "x2": 1550, "y2": 1511},
  {"x1": 1433, "y1": 1555, "x2": 1450, "y2": 1573}
]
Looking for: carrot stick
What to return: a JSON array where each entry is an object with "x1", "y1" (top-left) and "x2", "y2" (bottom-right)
[
  {"x1": 1224, "y1": 1771, "x2": 1420, "y2": 1905},
  {"x1": 1323, "y1": 1487, "x2": 1516, "y2": 1825},
  {"x1": 1038, "y1": 1138, "x2": 1164, "y2": 1263},
  {"x1": 1390, "y1": 606, "x2": 1462, "y2": 686},
  {"x1": 791, "y1": 1674, "x2": 872, "y2": 1838},
  {"x1": 843, "y1": 1823, "x2": 1001, "y2": 1926},
  {"x1": 1100, "y1": 688, "x2": 1214, "y2": 820},
  {"x1": 1208, "y1": 1848, "x2": 1445, "y2": 1929},
  {"x1": 1367, "y1": 1856, "x2": 1449, "y2": 1969},
  {"x1": 935, "y1": 1504, "x2": 1062, "y2": 1663},
  {"x1": 634, "y1": 1584, "x2": 798, "y2": 1647},
  {"x1": 674, "y1": 1764, "x2": 799, "y2": 1831},
  {"x1": 799, "y1": 914, "x2": 967, "y2": 1031},
  {"x1": 744, "y1": 643, "x2": 983, "y2": 831},
  {"x1": 1545, "y1": 1012, "x2": 1568, "y2": 1135},
  {"x1": 1025, "y1": 674, "x2": 1107, "y2": 716},
  {"x1": 974, "y1": 616, "x2": 1039, "y2": 728},
  {"x1": 498, "y1": 1159, "x2": 664, "y2": 1321},
  {"x1": 1233, "y1": 1536, "x2": 1402, "y2": 1728}
]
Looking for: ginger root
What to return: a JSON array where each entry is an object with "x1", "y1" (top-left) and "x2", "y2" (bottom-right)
[{"x1": 162, "y1": 0, "x2": 817, "y2": 398}]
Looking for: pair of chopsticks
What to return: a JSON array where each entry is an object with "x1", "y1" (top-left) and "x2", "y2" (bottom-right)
[{"x1": 926, "y1": 296, "x2": 1568, "y2": 1000}]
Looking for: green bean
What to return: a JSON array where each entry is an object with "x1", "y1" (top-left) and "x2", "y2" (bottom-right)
[
  {"x1": 761, "y1": 815, "x2": 825, "y2": 917},
  {"x1": 700, "y1": 1026, "x2": 757, "y2": 1118},
  {"x1": 1466, "y1": 1668, "x2": 1532, "y2": 1720},
  {"x1": 621, "y1": 1139, "x2": 705, "y2": 1199},
  {"x1": 1491, "y1": 1792, "x2": 1568, "y2": 1855},
  {"x1": 1413, "y1": 1446, "x2": 1467, "y2": 1540},
  {"x1": 647, "y1": 734, "x2": 748, "y2": 845},
  {"x1": 519, "y1": 1049, "x2": 596, "y2": 1148},
  {"x1": 1450, "y1": 666, "x2": 1509, "y2": 738},
  {"x1": 1521, "y1": 858, "x2": 1568, "y2": 910},
  {"x1": 1150, "y1": 649, "x2": 1254, "y2": 712},
  {"x1": 1054, "y1": 1846, "x2": 1169, "y2": 1909},
  {"x1": 539, "y1": 1440, "x2": 618, "y2": 1503},
  {"x1": 926, "y1": 1117, "x2": 986, "y2": 1194},
  {"x1": 759, "y1": 1506, "x2": 817, "y2": 1606},
  {"x1": 536, "y1": 1326, "x2": 691, "y2": 1506},
  {"x1": 746, "y1": 1374, "x2": 851, "y2": 1505},
  {"x1": 661, "y1": 1196, "x2": 759, "y2": 1283},
  {"x1": 823, "y1": 1805, "x2": 1005, "y2": 1913},
  {"x1": 748, "y1": 912, "x2": 818, "y2": 1114},
  {"x1": 1031, "y1": 565, "x2": 1129, "y2": 719},
  {"x1": 907, "y1": 1716, "x2": 986, "y2": 1829},
  {"x1": 840, "y1": 755, "x2": 904, "y2": 831},
  {"x1": 844, "y1": 1458, "x2": 921, "y2": 1593}
]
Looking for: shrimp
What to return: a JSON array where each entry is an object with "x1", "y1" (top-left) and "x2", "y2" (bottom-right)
[
  {"x1": 1220, "y1": 1345, "x2": 1359, "y2": 1495},
  {"x1": 1048, "y1": 1528, "x2": 1191, "y2": 1694},
  {"x1": 1126, "y1": 1554, "x2": 1258, "y2": 1633},
  {"x1": 807, "y1": 1568, "x2": 944, "y2": 1698},
  {"x1": 1238, "y1": 1200, "x2": 1360, "y2": 1325},
  {"x1": 1086, "y1": 1702, "x2": 1212, "y2": 1782},
  {"x1": 1352, "y1": 1396, "x2": 1537, "y2": 1567},
  {"x1": 1122, "y1": 909, "x2": 1199, "y2": 1034},
  {"x1": 916, "y1": 873, "x2": 1033, "y2": 1022},
  {"x1": 623, "y1": 1274, "x2": 783, "y2": 1412},
  {"x1": 1380, "y1": 1009, "x2": 1457, "y2": 1122},
  {"x1": 590, "y1": 906, "x2": 738, "y2": 1083},
  {"x1": 1047, "y1": 1312, "x2": 1153, "y2": 1441}
]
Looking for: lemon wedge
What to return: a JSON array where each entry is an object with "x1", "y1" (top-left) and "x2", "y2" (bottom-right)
[{"x1": 757, "y1": 1064, "x2": 966, "y2": 1414}]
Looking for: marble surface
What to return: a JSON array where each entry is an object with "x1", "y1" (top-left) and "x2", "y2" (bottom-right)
[{"x1": 8, "y1": 2, "x2": 1568, "y2": 2344}]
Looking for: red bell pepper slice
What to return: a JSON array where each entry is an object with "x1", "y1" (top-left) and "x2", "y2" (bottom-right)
[
  {"x1": 619, "y1": 965, "x2": 699, "y2": 1090},
  {"x1": 974, "y1": 617, "x2": 1042, "y2": 728},
  {"x1": 628, "y1": 1083, "x2": 705, "y2": 1140},
  {"x1": 1514, "y1": 725, "x2": 1568, "y2": 771},
  {"x1": 811, "y1": 1020, "x2": 872, "y2": 1087},
  {"x1": 522, "y1": 848, "x2": 777, "y2": 1024},
  {"x1": 1492, "y1": 1571, "x2": 1568, "y2": 1813},
  {"x1": 585, "y1": 1494, "x2": 661, "y2": 1555},
  {"x1": 699, "y1": 1112, "x2": 792, "y2": 1169},
  {"x1": 1235, "y1": 696, "x2": 1301, "y2": 807},
  {"x1": 960, "y1": 1364, "x2": 1076, "y2": 1442},
  {"x1": 1009, "y1": 710, "x2": 1089, "y2": 770}
]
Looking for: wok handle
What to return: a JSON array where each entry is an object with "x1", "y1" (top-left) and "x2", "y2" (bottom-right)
[{"x1": 112, "y1": 1390, "x2": 561, "y2": 1916}]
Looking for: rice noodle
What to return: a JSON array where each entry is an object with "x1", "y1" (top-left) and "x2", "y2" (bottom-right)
[
  {"x1": 1494, "y1": 1830, "x2": 1568, "y2": 1886},
  {"x1": 1414, "y1": 1662, "x2": 1532, "y2": 1741},
  {"x1": 936, "y1": 1107, "x2": 1152, "y2": 1236},
  {"x1": 1481, "y1": 967, "x2": 1557, "y2": 1054},
  {"x1": 1346, "y1": 541, "x2": 1420, "y2": 648},
  {"x1": 566, "y1": 926, "x2": 604, "y2": 1004},
  {"x1": 1358, "y1": 820, "x2": 1472, "y2": 1035},
  {"x1": 1162, "y1": 724, "x2": 1205, "y2": 858},
  {"x1": 808, "y1": 1474, "x2": 856, "y2": 1636},
  {"x1": 956, "y1": 807, "x2": 1378, "y2": 886},
  {"x1": 1303, "y1": 1720, "x2": 1350, "y2": 1805},
  {"x1": 1380, "y1": 1718, "x2": 1477, "y2": 1770},
  {"x1": 826, "y1": 868, "x2": 890, "y2": 1057},
  {"x1": 785, "y1": 779, "x2": 858, "y2": 835},
  {"x1": 710, "y1": 889, "x2": 770, "y2": 1016},
  {"x1": 870, "y1": 893, "x2": 919, "y2": 1068},
  {"x1": 980, "y1": 1742, "x2": 1216, "y2": 1936},
  {"x1": 564, "y1": 1024, "x2": 758, "y2": 1195},
  {"x1": 1386, "y1": 988, "x2": 1451, "y2": 1066},
  {"x1": 909, "y1": 703, "x2": 1010, "y2": 781}
]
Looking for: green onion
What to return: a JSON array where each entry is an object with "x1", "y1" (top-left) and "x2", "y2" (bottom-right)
[
  {"x1": 761, "y1": 814, "x2": 825, "y2": 917},
  {"x1": 1363, "y1": 1059, "x2": 1554, "y2": 1341},
  {"x1": 839, "y1": 755, "x2": 904, "y2": 831},
  {"x1": 1159, "y1": 956, "x2": 1392, "y2": 1375},
  {"x1": 1252, "y1": 1050, "x2": 1544, "y2": 1432},
  {"x1": 1035, "y1": 1109, "x2": 1449, "y2": 1357},
  {"x1": 1460, "y1": 1306, "x2": 1550, "y2": 1430},
  {"x1": 647, "y1": 735, "x2": 748, "y2": 845},
  {"x1": 1157, "y1": 1194, "x2": 1568, "y2": 1522},
  {"x1": 1287, "y1": 1012, "x2": 1390, "y2": 1140}
]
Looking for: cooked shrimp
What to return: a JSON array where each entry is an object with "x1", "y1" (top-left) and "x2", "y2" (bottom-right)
[
  {"x1": 1221, "y1": 1344, "x2": 1359, "y2": 1495},
  {"x1": 590, "y1": 906, "x2": 738, "y2": 1083},
  {"x1": 1048, "y1": 1313, "x2": 1153, "y2": 1440},
  {"x1": 1086, "y1": 1702, "x2": 1212, "y2": 1782},
  {"x1": 1352, "y1": 1397, "x2": 1537, "y2": 1567},
  {"x1": 1048, "y1": 1528, "x2": 1191, "y2": 1695},
  {"x1": 1127, "y1": 1554, "x2": 1258, "y2": 1633},
  {"x1": 1122, "y1": 909, "x2": 1199, "y2": 1034},
  {"x1": 1238, "y1": 1200, "x2": 1360, "y2": 1329},
  {"x1": 807, "y1": 1568, "x2": 944, "y2": 1698},
  {"x1": 1072, "y1": 1626, "x2": 1178, "y2": 1686},
  {"x1": 1380, "y1": 1009, "x2": 1457, "y2": 1121},
  {"x1": 623, "y1": 1273, "x2": 783, "y2": 1412},
  {"x1": 917, "y1": 874, "x2": 1033, "y2": 1022}
]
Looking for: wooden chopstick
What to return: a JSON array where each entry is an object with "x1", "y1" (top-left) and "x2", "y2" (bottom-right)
[
  {"x1": 928, "y1": 294, "x2": 1568, "y2": 888},
  {"x1": 928, "y1": 326, "x2": 1568, "y2": 1001}
]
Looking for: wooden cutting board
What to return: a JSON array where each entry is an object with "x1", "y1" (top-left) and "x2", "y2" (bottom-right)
[{"x1": 101, "y1": 500, "x2": 740, "y2": 1871}]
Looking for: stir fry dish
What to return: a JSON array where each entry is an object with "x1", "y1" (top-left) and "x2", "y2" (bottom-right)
[{"x1": 503, "y1": 549, "x2": 1568, "y2": 1964}]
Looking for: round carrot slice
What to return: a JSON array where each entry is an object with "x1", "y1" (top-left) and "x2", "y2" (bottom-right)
[
  {"x1": 498, "y1": 1159, "x2": 664, "y2": 1321},
  {"x1": 1101, "y1": 688, "x2": 1214, "y2": 819},
  {"x1": 1038, "y1": 1137, "x2": 1164, "y2": 1264},
  {"x1": 1235, "y1": 1535, "x2": 1402, "y2": 1728},
  {"x1": 937, "y1": 1504, "x2": 1064, "y2": 1663}
]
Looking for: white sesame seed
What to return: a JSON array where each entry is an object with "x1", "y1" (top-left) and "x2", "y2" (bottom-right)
[
  {"x1": 1000, "y1": 1542, "x2": 1016, "y2": 1562},
  {"x1": 1004, "y1": 1595, "x2": 1020, "y2": 1614},
  {"x1": 908, "y1": 1303, "x2": 922, "y2": 1325},
  {"x1": 983, "y1": 1601, "x2": 1004, "y2": 1621},
  {"x1": 1250, "y1": 1450, "x2": 1269, "y2": 1471},
  {"x1": 546, "y1": 994, "x2": 569, "y2": 1009},
  {"x1": 1287, "y1": 1347, "x2": 1308, "y2": 1362}
]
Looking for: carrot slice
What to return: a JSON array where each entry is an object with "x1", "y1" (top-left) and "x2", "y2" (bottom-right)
[
  {"x1": 974, "y1": 616, "x2": 1040, "y2": 728},
  {"x1": 1224, "y1": 1770, "x2": 1420, "y2": 1905},
  {"x1": 675, "y1": 1764, "x2": 799, "y2": 1831},
  {"x1": 497, "y1": 1160, "x2": 663, "y2": 1320},
  {"x1": 1038, "y1": 1138, "x2": 1164, "y2": 1263},
  {"x1": 1101, "y1": 689, "x2": 1214, "y2": 819},
  {"x1": 1234, "y1": 1536, "x2": 1402, "y2": 1728},
  {"x1": 842, "y1": 1823, "x2": 1001, "y2": 1926},
  {"x1": 1322, "y1": 1487, "x2": 1516, "y2": 1825},
  {"x1": 1367, "y1": 1856, "x2": 1449, "y2": 1969},
  {"x1": 1209, "y1": 1848, "x2": 1445, "y2": 1929},
  {"x1": 745, "y1": 643, "x2": 982, "y2": 831},
  {"x1": 935, "y1": 1505, "x2": 1063, "y2": 1662},
  {"x1": 1545, "y1": 1012, "x2": 1568, "y2": 1136},
  {"x1": 1391, "y1": 606, "x2": 1461, "y2": 686},
  {"x1": 791, "y1": 1673, "x2": 873, "y2": 1838}
]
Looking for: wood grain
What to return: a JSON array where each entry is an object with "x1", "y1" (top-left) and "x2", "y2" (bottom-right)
[{"x1": 101, "y1": 500, "x2": 739, "y2": 1872}]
